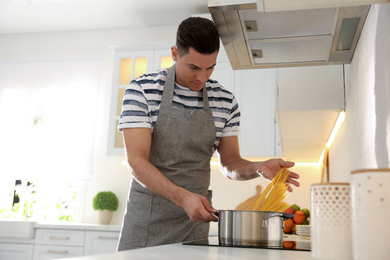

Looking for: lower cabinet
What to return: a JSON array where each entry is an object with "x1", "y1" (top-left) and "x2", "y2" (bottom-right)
[
  {"x1": 31, "y1": 228, "x2": 120, "y2": 260},
  {"x1": 33, "y1": 229, "x2": 84, "y2": 260},
  {"x1": 0, "y1": 227, "x2": 120, "y2": 260},
  {"x1": 0, "y1": 243, "x2": 34, "y2": 260},
  {"x1": 84, "y1": 231, "x2": 120, "y2": 255},
  {"x1": 33, "y1": 245, "x2": 83, "y2": 260}
]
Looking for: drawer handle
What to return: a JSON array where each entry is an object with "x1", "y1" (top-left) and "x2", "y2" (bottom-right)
[
  {"x1": 47, "y1": 249, "x2": 69, "y2": 254},
  {"x1": 97, "y1": 236, "x2": 119, "y2": 240},
  {"x1": 49, "y1": 236, "x2": 71, "y2": 240}
]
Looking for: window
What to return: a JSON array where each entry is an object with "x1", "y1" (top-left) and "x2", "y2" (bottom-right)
[
  {"x1": 0, "y1": 82, "x2": 98, "y2": 179},
  {"x1": 0, "y1": 179, "x2": 85, "y2": 222},
  {"x1": 0, "y1": 60, "x2": 101, "y2": 221}
]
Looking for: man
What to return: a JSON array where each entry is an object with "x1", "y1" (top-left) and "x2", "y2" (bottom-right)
[{"x1": 117, "y1": 17, "x2": 300, "y2": 250}]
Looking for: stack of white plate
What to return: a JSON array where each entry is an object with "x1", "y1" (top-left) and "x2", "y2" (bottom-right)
[
  {"x1": 296, "y1": 240, "x2": 311, "y2": 250},
  {"x1": 295, "y1": 225, "x2": 311, "y2": 237}
]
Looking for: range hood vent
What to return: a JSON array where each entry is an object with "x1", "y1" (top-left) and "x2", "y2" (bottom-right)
[{"x1": 208, "y1": 1, "x2": 370, "y2": 69}]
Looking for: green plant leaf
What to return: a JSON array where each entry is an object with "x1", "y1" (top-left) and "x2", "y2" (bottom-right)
[{"x1": 92, "y1": 191, "x2": 119, "y2": 211}]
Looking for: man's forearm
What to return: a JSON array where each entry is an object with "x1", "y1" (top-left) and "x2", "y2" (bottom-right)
[
  {"x1": 128, "y1": 156, "x2": 190, "y2": 207},
  {"x1": 219, "y1": 156, "x2": 262, "y2": 180}
]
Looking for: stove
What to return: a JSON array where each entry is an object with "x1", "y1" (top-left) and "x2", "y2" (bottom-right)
[{"x1": 183, "y1": 236, "x2": 310, "y2": 251}]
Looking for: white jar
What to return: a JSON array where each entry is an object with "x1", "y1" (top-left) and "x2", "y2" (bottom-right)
[
  {"x1": 351, "y1": 168, "x2": 390, "y2": 260},
  {"x1": 310, "y1": 183, "x2": 352, "y2": 260}
]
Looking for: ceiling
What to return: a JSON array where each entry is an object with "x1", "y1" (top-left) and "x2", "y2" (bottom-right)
[{"x1": 0, "y1": 0, "x2": 210, "y2": 35}]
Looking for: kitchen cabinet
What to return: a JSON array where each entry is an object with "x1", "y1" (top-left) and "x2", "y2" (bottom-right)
[
  {"x1": 234, "y1": 68, "x2": 281, "y2": 158},
  {"x1": 0, "y1": 241, "x2": 34, "y2": 260},
  {"x1": 84, "y1": 231, "x2": 119, "y2": 256},
  {"x1": 277, "y1": 64, "x2": 345, "y2": 162},
  {"x1": 1, "y1": 224, "x2": 120, "y2": 260},
  {"x1": 213, "y1": 50, "x2": 280, "y2": 158},
  {"x1": 33, "y1": 245, "x2": 83, "y2": 260},
  {"x1": 107, "y1": 48, "x2": 173, "y2": 156},
  {"x1": 33, "y1": 229, "x2": 84, "y2": 260}
]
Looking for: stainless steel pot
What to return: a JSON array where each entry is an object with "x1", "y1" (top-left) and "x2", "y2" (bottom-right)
[{"x1": 214, "y1": 210, "x2": 294, "y2": 247}]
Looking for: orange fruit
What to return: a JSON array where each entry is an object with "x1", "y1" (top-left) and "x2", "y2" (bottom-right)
[
  {"x1": 284, "y1": 218, "x2": 294, "y2": 229},
  {"x1": 293, "y1": 210, "x2": 306, "y2": 224},
  {"x1": 291, "y1": 223, "x2": 297, "y2": 233},
  {"x1": 283, "y1": 241, "x2": 295, "y2": 249},
  {"x1": 283, "y1": 225, "x2": 291, "y2": 234}
]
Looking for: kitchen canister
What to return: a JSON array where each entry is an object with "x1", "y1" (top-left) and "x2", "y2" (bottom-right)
[
  {"x1": 310, "y1": 183, "x2": 352, "y2": 260},
  {"x1": 350, "y1": 168, "x2": 390, "y2": 260}
]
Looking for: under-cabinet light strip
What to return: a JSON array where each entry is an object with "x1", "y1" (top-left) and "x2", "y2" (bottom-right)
[{"x1": 316, "y1": 111, "x2": 346, "y2": 165}]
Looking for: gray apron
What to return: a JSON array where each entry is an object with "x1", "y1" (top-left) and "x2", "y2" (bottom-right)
[{"x1": 118, "y1": 64, "x2": 216, "y2": 250}]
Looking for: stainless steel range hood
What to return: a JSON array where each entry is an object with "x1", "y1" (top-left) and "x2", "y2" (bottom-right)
[{"x1": 208, "y1": 0, "x2": 371, "y2": 69}]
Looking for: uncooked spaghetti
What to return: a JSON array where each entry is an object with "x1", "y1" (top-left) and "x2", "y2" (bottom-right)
[{"x1": 252, "y1": 167, "x2": 291, "y2": 212}]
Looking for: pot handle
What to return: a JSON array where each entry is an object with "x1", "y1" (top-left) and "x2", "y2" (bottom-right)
[
  {"x1": 210, "y1": 211, "x2": 219, "y2": 220},
  {"x1": 261, "y1": 212, "x2": 294, "y2": 228}
]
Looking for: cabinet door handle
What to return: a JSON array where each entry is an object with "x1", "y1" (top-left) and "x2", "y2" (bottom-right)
[
  {"x1": 47, "y1": 249, "x2": 69, "y2": 254},
  {"x1": 97, "y1": 235, "x2": 119, "y2": 240},
  {"x1": 49, "y1": 236, "x2": 71, "y2": 240}
]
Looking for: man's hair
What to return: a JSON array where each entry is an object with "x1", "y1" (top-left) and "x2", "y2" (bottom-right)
[{"x1": 176, "y1": 17, "x2": 220, "y2": 56}]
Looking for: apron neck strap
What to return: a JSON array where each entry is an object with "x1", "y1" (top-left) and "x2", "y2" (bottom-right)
[{"x1": 161, "y1": 64, "x2": 210, "y2": 111}]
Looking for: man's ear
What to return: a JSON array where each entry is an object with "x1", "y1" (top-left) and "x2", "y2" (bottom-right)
[{"x1": 171, "y1": 46, "x2": 179, "y2": 61}]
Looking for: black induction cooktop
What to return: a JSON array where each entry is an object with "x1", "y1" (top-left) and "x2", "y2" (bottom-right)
[{"x1": 182, "y1": 236, "x2": 310, "y2": 251}]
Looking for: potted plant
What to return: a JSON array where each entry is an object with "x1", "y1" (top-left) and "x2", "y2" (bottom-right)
[{"x1": 92, "y1": 191, "x2": 119, "y2": 225}]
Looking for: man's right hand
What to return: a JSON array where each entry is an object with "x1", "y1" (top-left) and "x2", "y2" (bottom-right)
[{"x1": 179, "y1": 191, "x2": 218, "y2": 223}]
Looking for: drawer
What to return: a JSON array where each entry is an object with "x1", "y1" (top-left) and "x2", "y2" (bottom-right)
[
  {"x1": 84, "y1": 231, "x2": 119, "y2": 255},
  {"x1": 33, "y1": 245, "x2": 83, "y2": 260},
  {"x1": 35, "y1": 229, "x2": 85, "y2": 247},
  {"x1": 0, "y1": 243, "x2": 33, "y2": 260}
]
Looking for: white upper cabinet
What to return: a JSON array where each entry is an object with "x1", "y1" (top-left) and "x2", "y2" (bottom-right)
[
  {"x1": 277, "y1": 64, "x2": 345, "y2": 162},
  {"x1": 235, "y1": 68, "x2": 280, "y2": 158},
  {"x1": 107, "y1": 48, "x2": 173, "y2": 156},
  {"x1": 278, "y1": 65, "x2": 344, "y2": 111},
  {"x1": 214, "y1": 49, "x2": 280, "y2": 158}
]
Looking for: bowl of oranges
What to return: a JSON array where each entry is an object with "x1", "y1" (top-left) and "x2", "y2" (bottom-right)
[{"x1": 283, "y1": 204, "x2": 310, "y2": 234}]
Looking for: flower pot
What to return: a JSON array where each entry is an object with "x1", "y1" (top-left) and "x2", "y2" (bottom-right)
[{"x1": 98, "y1": 210, "x2": 114, "y2": 225}]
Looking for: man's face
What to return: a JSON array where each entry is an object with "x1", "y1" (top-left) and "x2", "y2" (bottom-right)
[{"x1": 171, "y1": 46, "x2": 218, "y2": 92}]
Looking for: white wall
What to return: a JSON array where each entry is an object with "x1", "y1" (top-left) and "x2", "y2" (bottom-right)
[
  {"x1": 0, "y1": 24, "x2": 321, "y2": 225},
  {"x1": 329, "y1": 3, "x2": 390, "y2": 182}
]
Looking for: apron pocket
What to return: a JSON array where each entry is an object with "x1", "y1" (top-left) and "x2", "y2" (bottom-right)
[{"x1": 122, "y1": 188, "x2": 153, "y2": 248}]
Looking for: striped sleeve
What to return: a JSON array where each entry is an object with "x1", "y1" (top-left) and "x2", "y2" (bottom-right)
[
  {"x1": 222, "y1": 96, "x2": 240, "y2": 137},
  {"x1": 207, "y1": 81, "x2": 240, "y2": 139},
  {"x1": 118, "y1": 80, "x2": 152, "y2": 130}
]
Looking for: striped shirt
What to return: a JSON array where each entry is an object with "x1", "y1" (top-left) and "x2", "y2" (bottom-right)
[{"x1": 118, "y1": 68, "x2": 240, "y2": 153}]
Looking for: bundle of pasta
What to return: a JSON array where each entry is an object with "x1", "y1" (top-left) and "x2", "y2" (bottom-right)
[{"x1": 252, "y1": 167, "x2": 291, "y2": 212}]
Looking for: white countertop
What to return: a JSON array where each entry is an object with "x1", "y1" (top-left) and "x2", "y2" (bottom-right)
[{"x1": 63, "y1": 241, "x2": 312, "y2": 260}]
